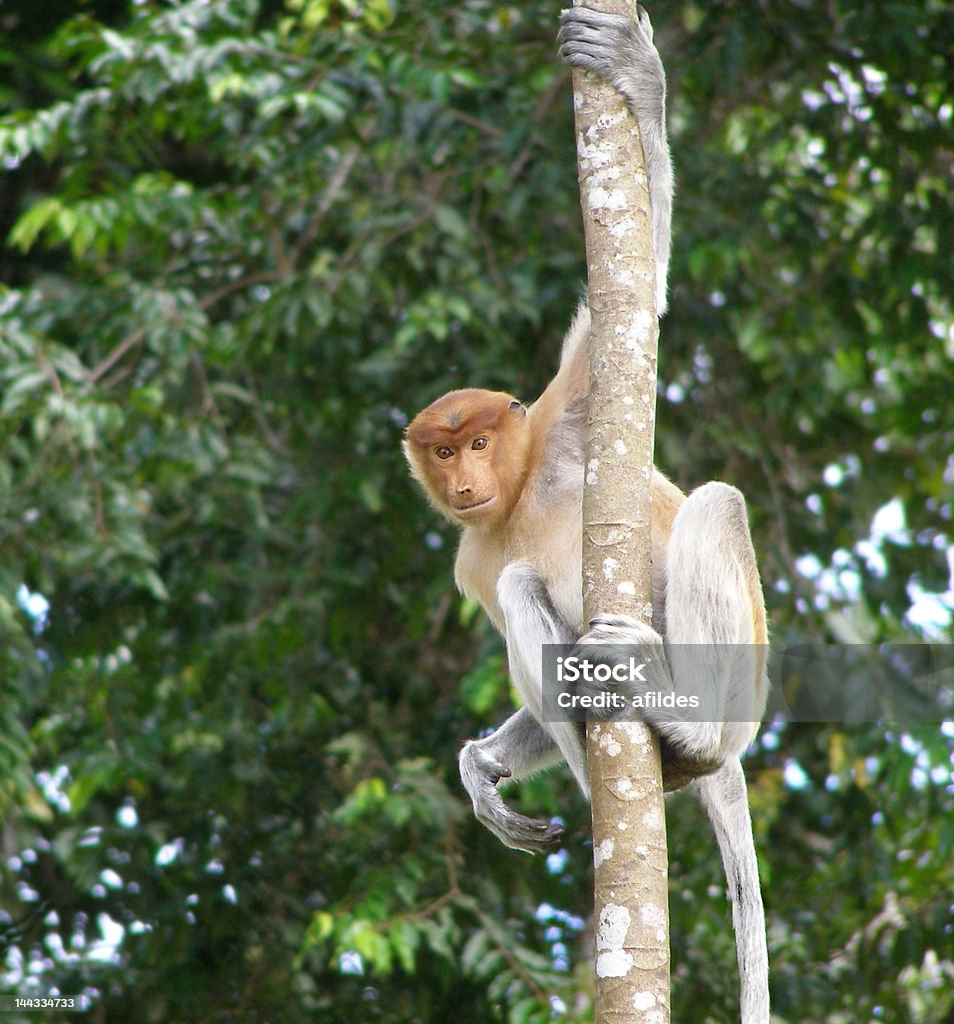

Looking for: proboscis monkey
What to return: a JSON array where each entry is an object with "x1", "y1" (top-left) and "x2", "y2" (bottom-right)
[{"x1": 405, "y1": 7, "x2": 769, "y2": 1022}]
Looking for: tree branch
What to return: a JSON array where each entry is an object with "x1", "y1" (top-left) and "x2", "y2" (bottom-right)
[{"x1": 571, "y1": 1, "x2": 670, "y2": 1021}]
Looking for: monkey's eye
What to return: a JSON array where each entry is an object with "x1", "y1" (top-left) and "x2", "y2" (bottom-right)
[
  {"x1": 435, "y1": 446, "x2": 454, "y2": 460},
  {"x1": 471, "y1": 437, "x2": 489, "y2": 451}
]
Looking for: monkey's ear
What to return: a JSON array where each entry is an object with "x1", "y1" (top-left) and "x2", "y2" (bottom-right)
[{"x1": 509, "y1": 400, "x2": 527, "y2": 414}]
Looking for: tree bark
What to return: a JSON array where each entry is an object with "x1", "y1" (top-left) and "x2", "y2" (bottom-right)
[{"x1": 570, "y1": 2, "x2": 670, "y2": 1022}]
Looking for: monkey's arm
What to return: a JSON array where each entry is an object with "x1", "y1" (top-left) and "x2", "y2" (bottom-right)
[
  {"x1": 559, "y1": 4, "x2": 672, "y2": 313},
  {"x1": 459, "y1": 561, "x2": 588, "y2": 854},
  {"x1": 459, "y1": 707, "x2": 565, "y2": 853},
  {"x1": 496, "y1": 563, "x2": 592, "y2": 795}
]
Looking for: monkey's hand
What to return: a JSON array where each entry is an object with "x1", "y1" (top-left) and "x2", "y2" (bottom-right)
[
  {"x1": 557, "y1": 4, "x2": 672, "y2": 315},
  {"x1": 558, "y1": 6, "x2": 663, "y2": 118},
  {"x1": 459, "y1": 740, "x2": 564, "y2": 854}
]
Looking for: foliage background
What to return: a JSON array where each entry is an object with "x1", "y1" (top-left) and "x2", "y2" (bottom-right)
[{"x1": 1, "y1": 0, "x2": 952, "y2": 1021}]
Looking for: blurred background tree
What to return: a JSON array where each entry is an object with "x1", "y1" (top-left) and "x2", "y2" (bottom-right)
[{"x1": 0, "y1": 1, "x2": 951, "y2": 1021}]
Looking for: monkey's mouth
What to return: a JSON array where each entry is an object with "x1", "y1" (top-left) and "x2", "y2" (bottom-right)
[{"x1": 454, "y1": 495, "x2": 497, "y2": 517}]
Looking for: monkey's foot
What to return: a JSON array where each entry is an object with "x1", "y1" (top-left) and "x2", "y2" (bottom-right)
[
  {"x1": 582, "y1": 613, "x2": 658, "y2": 646},
  {"x1": 579, "y1": 615, "x2": 727, "y2": 790},
  {"x1": 569, "y1": 614, "x2": 667, "y2": 721}
]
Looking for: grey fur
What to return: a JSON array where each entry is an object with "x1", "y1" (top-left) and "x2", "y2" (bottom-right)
[
  {"x1": 559, "y1": 4, "x2": 673, "y2": 313},
  {"x1": 535, "y1": 394, "x2": 587, "y2": 502}
]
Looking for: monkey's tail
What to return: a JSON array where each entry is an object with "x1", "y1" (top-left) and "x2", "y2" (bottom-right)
[{"x1": 697, "y1": 757, "x2": 770, "y2": 1024}]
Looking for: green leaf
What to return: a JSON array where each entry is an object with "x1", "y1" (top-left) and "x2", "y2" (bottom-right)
[
  {"x1": 388, "y1": 919, "x2": 420, "y2": 973},
  {"x1": 1, "y1": 369, "x2": 49, "y2": 414},
  {"x1": 8, "y1": 198, "x2": 63, "y2": 252},
  {"x1": 302, "y1": 911, "x2": 335, "y2": 950}
]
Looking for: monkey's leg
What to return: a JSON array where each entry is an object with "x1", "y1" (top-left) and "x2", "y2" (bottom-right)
[
  {"x1": 669, "y1": 485, "x2": 770, "y2": 1023},
  {"x1": 580, "y1": 487, "x2": 770, "y2": 1022},
  {"x1": 578, "y1": 482, "x2": 765, "y2": 768},
  {"x1": 459, "y1": 707, "x2": 565, "y2": 854},
  {"x1": 662, "y1": 481, "x2": 767, "y2": 761}
]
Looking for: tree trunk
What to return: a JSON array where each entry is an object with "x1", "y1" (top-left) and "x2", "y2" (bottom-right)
[{"x1": 570, "y1": 2, "x2": 670, "y2": 1022}]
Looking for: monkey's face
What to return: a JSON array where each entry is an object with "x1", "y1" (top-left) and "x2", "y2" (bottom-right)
[
  {"x1": 431, "y1": 433, "x2": 504, "y2": 522},
  {"x1": 404, "y1": 389, "x2": 530, "y2": 526}
]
